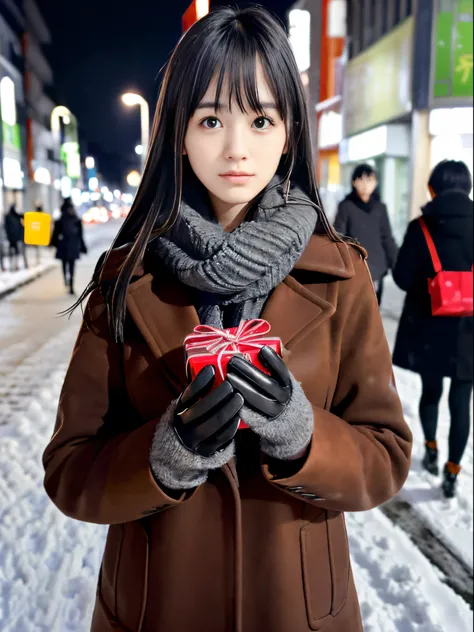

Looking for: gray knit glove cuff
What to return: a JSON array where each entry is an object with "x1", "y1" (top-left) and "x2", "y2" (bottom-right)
[
  {"x1": 149, "y1": 401, "x2": 235, "y2": 490},
  {"x1": 241, "y1": 374, "x2": 314, "y2": 460}
]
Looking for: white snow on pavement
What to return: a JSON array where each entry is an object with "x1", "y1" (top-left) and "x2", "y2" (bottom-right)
[
  {"x1": 0, "y1": 259, "x2": 58, "y2": 298},
  {"x1": 0, "y1": 261, "x2": 472, "y2": 632},
  {"x1": 0, "y1": 327, "x2": 107, "y2": 632},
  {"x1": 382, "y1": 276, "x2": 473, "y2": 571}
]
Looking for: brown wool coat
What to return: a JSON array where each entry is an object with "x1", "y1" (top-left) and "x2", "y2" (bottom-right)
[{"x1": 43, "y1": 234, "x2": 412, "y2": 632}]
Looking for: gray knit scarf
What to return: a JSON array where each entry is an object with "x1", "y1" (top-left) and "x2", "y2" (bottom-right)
[{"x1": 149, "y1": 178, "x2": 318, "y2": 328}]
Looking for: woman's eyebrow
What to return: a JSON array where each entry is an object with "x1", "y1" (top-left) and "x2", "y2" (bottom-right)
[{"x1": 196, "y1": 101, "x2": 278, "y2": 111}]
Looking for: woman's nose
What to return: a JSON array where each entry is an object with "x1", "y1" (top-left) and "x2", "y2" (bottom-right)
[{"x1": 223, "y1": 129, "x2": 249, "y2": 162}]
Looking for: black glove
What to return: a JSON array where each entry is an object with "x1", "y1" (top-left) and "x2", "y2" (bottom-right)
[
  {"x1": 226, "y1": 346, "x2": 291, "y2": 419},
  {"x1": 174, "y1": 365, "x2": 244, "y2": 457},
  {"x1": 227, "y1": 347, "x2": 314, "y2": 461}
]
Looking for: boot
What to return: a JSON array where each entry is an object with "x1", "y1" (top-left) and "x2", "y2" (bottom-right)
[
  {"x1": 442, "y1": 462, "x2": 461, "y2": 499},
  {"x1": 422, "y1": 441, "x2": 439, "y2": 476}
]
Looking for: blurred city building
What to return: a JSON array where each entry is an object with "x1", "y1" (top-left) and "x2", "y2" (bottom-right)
[
  {"x1": 290, "y1": 0, "x2": 473, "y2": 241},
  {"x1": 0, "y1": 0, "x2": 26, "y2": 219},
  {"x1": 22, "y1": 0, "x2": 61, "y2": 216}
]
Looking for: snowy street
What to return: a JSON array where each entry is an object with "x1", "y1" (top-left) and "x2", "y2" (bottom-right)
[{"x1": 0, "y1": 232, "x2": 472, "y2": 632}]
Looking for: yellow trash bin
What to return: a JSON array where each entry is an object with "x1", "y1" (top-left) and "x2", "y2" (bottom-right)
[{"x1": 24, "y1": 212, "x2": 51, "y2": 246}]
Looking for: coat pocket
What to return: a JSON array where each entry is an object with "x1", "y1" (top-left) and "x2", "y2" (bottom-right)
[
  {"x1": 300, "y1": 510, "x2": 350, "y2": 630},
  {"x1": 99, "y1": 522, "x2": 150, "y2": 631}
]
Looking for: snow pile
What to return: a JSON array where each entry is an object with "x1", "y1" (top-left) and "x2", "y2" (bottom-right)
[
  {"x1": 382, "y1": 277, "x2": 473, "y2": 571},
  {"x1": 0, "y1": 259, "x2": 58, "y2": 298},
  {"x1": 347, "y1": 510, "x2": 471, "y2": 631},
  {"x1": 0, "y1": 327, "x2": 106, "y2": 632},
  {"x1": 395, "y1": 367, "x2": 473, "y2": 570}
]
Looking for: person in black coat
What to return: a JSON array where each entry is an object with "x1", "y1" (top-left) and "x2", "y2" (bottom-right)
[
  {"x1": 334, "y1": 163, "x2": 398, "y2": 305},
  {"x1": 51, "y1": 199, "x2": 87, "y2": 295},
  {"x1": 4, "y1": 204, "x2": 28, "y2": 271},
  {"x1": 393, "y1": 160, "x2": 473, "y2": 498}
]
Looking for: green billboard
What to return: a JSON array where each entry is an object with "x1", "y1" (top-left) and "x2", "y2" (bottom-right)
[{"x1": 433, "y1": 0, "x2": 473, "y2": 100}]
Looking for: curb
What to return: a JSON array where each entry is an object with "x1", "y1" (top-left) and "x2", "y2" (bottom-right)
[{"x1": 0, "y1": 262, "x2": 58, "y2": 300}]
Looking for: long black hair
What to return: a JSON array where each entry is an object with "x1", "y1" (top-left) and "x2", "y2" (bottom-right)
[{"x1": 72, "y1": 5, "x2": 339, "y2": 341}]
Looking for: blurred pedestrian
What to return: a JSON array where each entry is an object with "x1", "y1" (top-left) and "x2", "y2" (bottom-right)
[
  {"x1": 51, "y1": 198, "x2": 87, "y2": 295},
  {"x1": 42, "y1": 8, "x2": 411, "y2": 632},
  {"x1": 4, "y1": 203, "x2": 28, "y2": 271},
  {"x1": 0, "y1": 223, "x2": 5, "y2": 272},
  {"x1": 334, "y1": 164, "x2": 398, "y2": 305},
  {"x1": 393, "y1": 160, "x2": 473, "y2": 498}
]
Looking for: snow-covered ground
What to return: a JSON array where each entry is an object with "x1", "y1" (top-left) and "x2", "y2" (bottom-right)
[
  {"x1": 382, "y1": 277, "x2": 473, "y2": 572},
  {"x1": 0, "y1": 250, "x2": 58, "y2": 298},
  {"x1": 0, "y1": 250, "x2": 472, "y2": 631}
]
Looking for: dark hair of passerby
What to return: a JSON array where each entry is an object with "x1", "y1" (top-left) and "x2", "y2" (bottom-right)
[
  {"x1": 350, "y1": 163, "x2": 381, "y2": 201},
  {"x1": 393, "y1": 159, "x2": 473, "y2": 497},
  {"x1": 71, "y1": 5, "x2": 339, "y2": 342},
  {"x1": 45, "y1": 7, "x2": 411, "y2": 632},
  {"x1": 351, "y1": 163, "x2": 376, "y2": 181},
  {"x1": 428, "y1": 159, "x2": 473, "y2": 196}
]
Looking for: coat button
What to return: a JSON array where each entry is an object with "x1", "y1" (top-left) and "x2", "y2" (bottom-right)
[{"x1": 299, "y1": 493, "x2": 322, "y2": 500}]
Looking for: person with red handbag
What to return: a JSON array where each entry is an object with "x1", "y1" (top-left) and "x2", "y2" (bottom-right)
[{"x1": 393, "y1": 160, "x2": 473, "y2": 498}]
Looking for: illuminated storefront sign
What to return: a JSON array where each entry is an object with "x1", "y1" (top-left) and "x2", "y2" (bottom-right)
[
  {"x1": 343, "y1": 18, "x2": 414, "y2": 138},
  {"x1": 61, "y1": 141, "x2": 81, "y2": 179},
  {"x1": 433, "y1": 1, "x2": 473, "y2": 101},
  {"x1": 1, "y1": 76, "x2": 23, "y2": 189},
  {"x1": 289, "y1": 10, "x2": 311, "y2": 72}
]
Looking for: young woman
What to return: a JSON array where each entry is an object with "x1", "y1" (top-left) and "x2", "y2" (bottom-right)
[
  {"x1": 51, "y1": 198, "x2": 87, "y2": 295},
  {"x1": 43, "y1": 7, "x2": 411, "y2": 632},
  {"x1": 393, "y1": 160, "x2": 473, "y2": 498},
  {"x1": 334, "y1": 164, "x2": 398, "y2": 305}
]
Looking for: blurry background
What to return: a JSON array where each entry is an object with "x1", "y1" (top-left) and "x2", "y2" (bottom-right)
[
  {"x1": 0, "y1": 3, "x2": 472, "y2": 630},
  {"x1": 0, "y1": 0, "x2": 470, "y2": 235}
]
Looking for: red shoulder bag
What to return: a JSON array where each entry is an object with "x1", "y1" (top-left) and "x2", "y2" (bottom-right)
[{"x1": 419, "y1": 218, "x2": 473, "y2": 317}]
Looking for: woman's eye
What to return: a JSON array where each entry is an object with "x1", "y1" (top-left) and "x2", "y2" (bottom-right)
[
  {"x1": 253, "y1": 117, "x2": 273, "y2": 130},
  {"x1": 201, "y1": 117, "x2": 222, "y2": 129}
]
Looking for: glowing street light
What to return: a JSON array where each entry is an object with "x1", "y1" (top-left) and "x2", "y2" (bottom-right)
[
  {"x1": 135, "y1": 144, "x2": 144, "y2": 155},
  {"x1": 85, "y1": 156, "x2": 95, "y2": 169},
  {"x1": 121, "y1": 93, "x2": 150, "y2": 171},
  {"x1": 126, "y1": 170, "x2": 141, "y2": 188}
]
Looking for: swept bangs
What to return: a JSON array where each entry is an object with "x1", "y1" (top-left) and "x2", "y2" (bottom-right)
[{"x1": 175, "y1": 10, "x2": 304, "y2": 168}]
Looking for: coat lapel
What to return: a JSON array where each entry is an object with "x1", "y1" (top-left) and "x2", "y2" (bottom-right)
[
  {"x1": 261, "y1": 276, "x2": 336, "y2": 350},
  {"x1": 126, "y1": 271, "x2": 199, "y2": 389}
]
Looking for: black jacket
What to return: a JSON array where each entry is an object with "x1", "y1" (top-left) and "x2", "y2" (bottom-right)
[
  {"x1": 51, "y1": 212, "x2": 87, "y2": 262},
  {"x1": 4, "y1": 208, "x2": 24, "y2": 244},
  {"x1": 392, "y1": 190, "x2": 473, "y2": 381},
  {"x1": 334, "y1": 192, "x2": 398, "y2": 282}
]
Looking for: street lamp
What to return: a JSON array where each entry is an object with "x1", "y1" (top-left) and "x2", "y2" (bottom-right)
[
  {"x1": 121, "y1": 93, "x2": 150, "y2": 172},
  {"x1": 126, "y1": 170, "x2": 141, "y2": 188}
]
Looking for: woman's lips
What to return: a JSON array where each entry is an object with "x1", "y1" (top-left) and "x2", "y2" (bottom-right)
[{"x1": 219, "y1": 173, "x2": 255, "y2": 184}]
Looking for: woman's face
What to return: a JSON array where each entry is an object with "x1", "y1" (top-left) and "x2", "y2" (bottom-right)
[
  {"x1": 353, "y1": 174, "x2": 377, "y2": 203},
  {"x1": 184, "y1": 60, "x2": 288, "y2": 220}
]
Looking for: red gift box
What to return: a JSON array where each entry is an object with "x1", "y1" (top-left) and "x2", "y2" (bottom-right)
[{"x1": 184, "y1": 319, "x2": 282, "y2": 429}]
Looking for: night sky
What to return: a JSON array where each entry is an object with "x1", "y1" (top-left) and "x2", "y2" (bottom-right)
[{"x1": 38, "y1": 0, "x2": 293, "y2": 185}]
